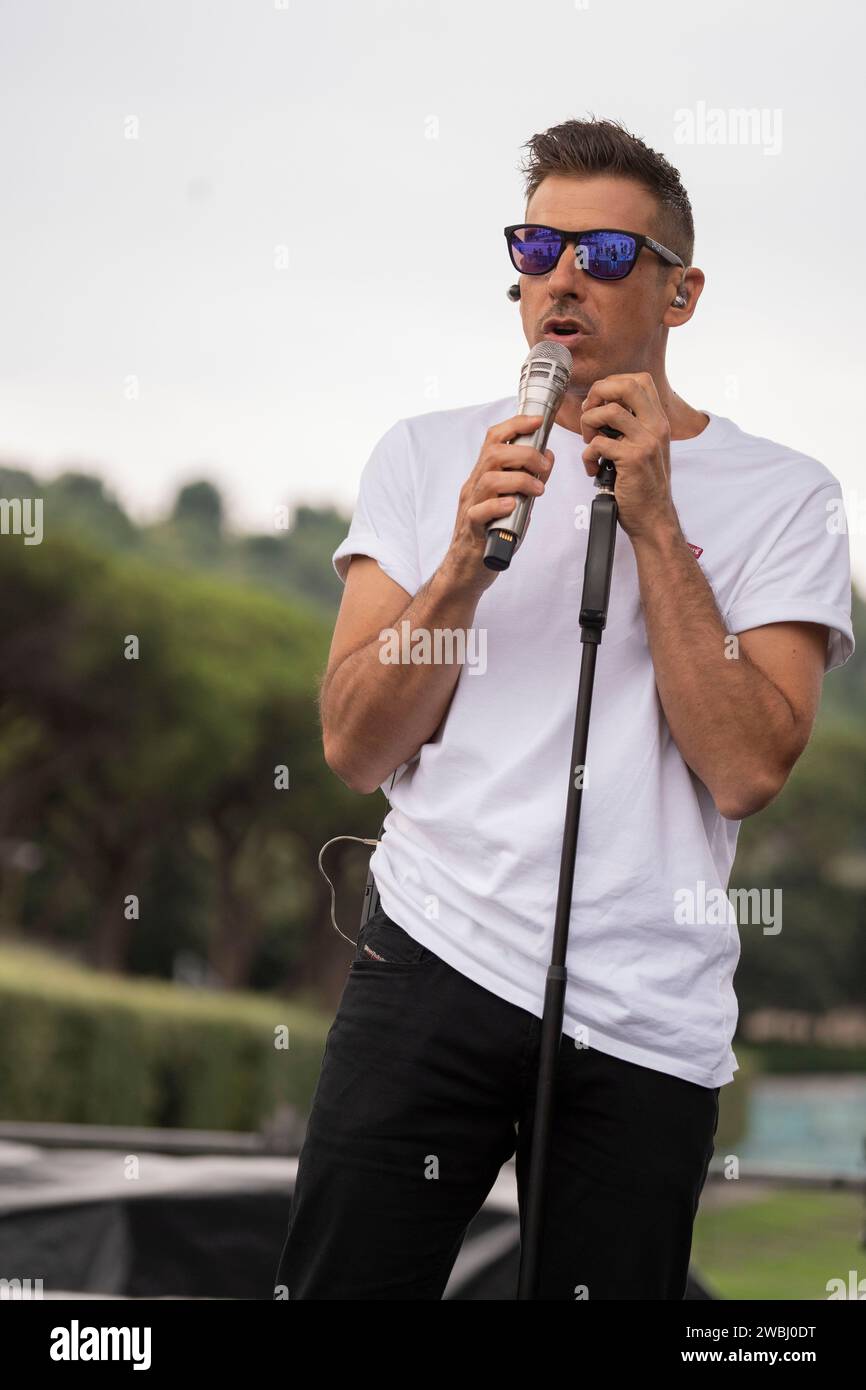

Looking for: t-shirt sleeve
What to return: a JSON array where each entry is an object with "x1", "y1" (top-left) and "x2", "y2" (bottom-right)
[
  {"x1": 723, "y1": 479, "x2": 855, "y2": 672},
  {"x1": 331, "y1": 418, "x2": 421, "y2": 597}
]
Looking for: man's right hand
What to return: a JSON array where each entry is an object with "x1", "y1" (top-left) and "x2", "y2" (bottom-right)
[{"x1": 441, "y1": 413, "x2": 555, "y2": 594}]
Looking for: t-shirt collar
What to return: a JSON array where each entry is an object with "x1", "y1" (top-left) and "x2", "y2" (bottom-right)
[{"x1": 546, "y1": 407, "x2": 733, "y2": 454}]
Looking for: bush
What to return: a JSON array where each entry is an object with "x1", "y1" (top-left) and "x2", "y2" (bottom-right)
[{"x1": 0, "y1": 942, "x2": 330, "y2": 1129}]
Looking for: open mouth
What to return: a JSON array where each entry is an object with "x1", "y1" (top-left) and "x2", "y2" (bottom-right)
[{"x1": 543, "y1": 319, "x2": 587, "y2": 339}]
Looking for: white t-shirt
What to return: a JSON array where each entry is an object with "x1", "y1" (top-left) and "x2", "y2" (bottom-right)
[{"x1": 332, "y1": 397, "x2": 855, "y2": 1089}]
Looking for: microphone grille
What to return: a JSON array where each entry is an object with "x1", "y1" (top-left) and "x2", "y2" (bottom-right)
[
  {"x1": 527, "y1": 339, "x2": 574, "y2": 370},
  {"x1": 518, "y1": 338, "x2": 573, "y2": 402}
]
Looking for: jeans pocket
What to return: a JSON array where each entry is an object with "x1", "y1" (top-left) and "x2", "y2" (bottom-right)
[{"x1": 352, "y1": 910, "x2": 434, "y2": 967}]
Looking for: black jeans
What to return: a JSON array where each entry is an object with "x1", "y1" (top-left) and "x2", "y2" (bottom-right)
[{"x1": 274, "y1": 907, "x2": 719, "y2": 1300}]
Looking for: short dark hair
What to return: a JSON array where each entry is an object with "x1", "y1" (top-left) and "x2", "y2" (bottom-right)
[{"x1": 520, "y1": 116, "x2": 694, "y2": 269}]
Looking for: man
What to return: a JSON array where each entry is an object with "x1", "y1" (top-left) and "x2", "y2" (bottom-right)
[{"x1": 274, "y1": 117, "x2": 854, "y2": 1300}]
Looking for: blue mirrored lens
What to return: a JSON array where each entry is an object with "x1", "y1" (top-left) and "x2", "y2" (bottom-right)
[
  {"x1": 579, "y1": 231, "x2": 637, "y2": 279},
  {"x1": 509, "y1": 227, "x2": 563, "y2": 274}
]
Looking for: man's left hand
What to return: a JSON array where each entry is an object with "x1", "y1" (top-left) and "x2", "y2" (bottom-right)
[{"x1": 580, "y1": 373, "x2": 678, "y2": 541}]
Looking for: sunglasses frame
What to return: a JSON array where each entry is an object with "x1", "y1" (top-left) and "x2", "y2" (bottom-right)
[{"x1": 503, "y1": 224, "x2": 685, "y2": 280}]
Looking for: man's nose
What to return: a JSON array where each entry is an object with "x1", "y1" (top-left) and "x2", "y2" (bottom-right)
[{"x1": 546, "y1": 240, "x2": 588, "y2": 300}]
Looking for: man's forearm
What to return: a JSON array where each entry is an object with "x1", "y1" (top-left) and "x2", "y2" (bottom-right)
[
  {"x1": 632, "y1": 519, "x2": 800, "y2": 819},
  {"x1": 321, "y1": 561, "x2": 485, "y2": 794}
]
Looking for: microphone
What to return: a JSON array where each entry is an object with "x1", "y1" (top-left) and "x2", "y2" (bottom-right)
[{"x1": 483, "y1": 340, "x2": 573, "y2": 571}]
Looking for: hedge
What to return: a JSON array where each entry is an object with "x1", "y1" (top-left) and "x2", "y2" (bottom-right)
[{"x1": 0, "y1": 941, "x2": 330, "y2": 1130}]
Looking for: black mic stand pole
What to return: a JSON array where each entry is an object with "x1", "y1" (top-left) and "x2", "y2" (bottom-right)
[{"x1": 517, "y1": 428, "x2": 621, "y2": 1301}]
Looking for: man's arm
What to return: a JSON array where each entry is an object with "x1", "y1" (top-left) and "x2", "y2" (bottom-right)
[
  {"x1": 631, "y1": 519, "x2": 826, "y2": 819},
  {"x1": 320, "y1": 555, "x2": 485, "y2": 794},
  {"x1": 321, "y1": 412, "x2": 554, "y2": 793},
  {"x1": 580, "y1": 372, "x2": 831, "y2": 820}
]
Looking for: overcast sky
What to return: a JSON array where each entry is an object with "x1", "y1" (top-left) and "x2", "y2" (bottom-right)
[{"x1": 1, "y1": 0, "x2": 864, "y2": 587}]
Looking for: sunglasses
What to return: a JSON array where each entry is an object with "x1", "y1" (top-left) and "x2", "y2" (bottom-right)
[{"x1": 504, "y1": 224, "x2": 684, "y2": 281}]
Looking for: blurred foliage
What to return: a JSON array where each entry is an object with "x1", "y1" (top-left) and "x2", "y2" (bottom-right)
[
  {"x1": 0, "y1": 460, "x2": 863, "y2": 1046},
  {"x1": 733, "y1": 619, "x2": 866, "y2": 1017},
  {"x1": 0, "y1": 464, "x2": 347, "y2": 618},
  {"x1": 0, "y1": 467, "x2": 376, "y2": 999},
  {"x1": 0, "y1": 942, "x2": 329, "y2": 1127}
]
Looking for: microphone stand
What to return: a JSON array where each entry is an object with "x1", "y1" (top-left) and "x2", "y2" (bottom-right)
[{"x1": 517, "y1": 428, "x2": 621, "y2": 1300}]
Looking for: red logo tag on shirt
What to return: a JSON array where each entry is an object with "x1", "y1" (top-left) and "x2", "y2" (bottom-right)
[{"x1": 686, "y1": 542, "x2": 704, "y2": 558}]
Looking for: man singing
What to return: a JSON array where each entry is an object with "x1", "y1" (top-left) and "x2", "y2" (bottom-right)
[{"x1": 274, "y1": 116, "x2": 854, "y2": 1300}]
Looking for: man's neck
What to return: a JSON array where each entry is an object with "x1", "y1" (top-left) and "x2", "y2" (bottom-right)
[{"x1": 554, "y1": 380, "x2": 710, "y2": 442}]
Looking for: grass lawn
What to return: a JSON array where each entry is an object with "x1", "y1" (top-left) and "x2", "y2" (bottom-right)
[{"x1": 692, "y1": 1189, "x2": 863, "y2": 1300}]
